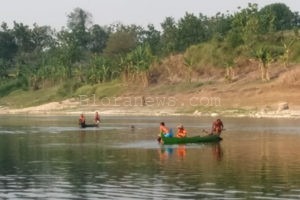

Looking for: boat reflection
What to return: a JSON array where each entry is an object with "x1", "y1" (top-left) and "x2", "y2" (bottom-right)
[
  {"x1": 158, "y1": 142, "x2": 223, "y2": 161},
  {"x1": 158, "y1": 146, "x2": 174, "y2": 160},
  {"x1": 176, "y1": 145, "x2": 186, "y2": 158},
  {"x1": 158, "y1": 145, "x2": 187, "y2": 161}
]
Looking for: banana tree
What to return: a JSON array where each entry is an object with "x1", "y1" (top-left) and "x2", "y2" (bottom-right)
[
  {"x1": 122, "y1": 44, "x2": 155, "y2": 87},
  {"x1": 255, "y1": 47, "x2": 272, "y2": 81}
]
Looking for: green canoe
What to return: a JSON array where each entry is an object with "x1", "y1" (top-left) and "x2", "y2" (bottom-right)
[{"x1": 160, "y1": 134, "x2": 222, "y2": 144}]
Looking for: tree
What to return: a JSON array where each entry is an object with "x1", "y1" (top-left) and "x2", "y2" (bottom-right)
[
  {"x1": 176, "y1": 13, "x2": 209, "y2": 52},
  {"x1": 67, "y1": 7, "x2": 92, "y2": 50},
  {"x1": 255, "y1": 46, "x2": 283, "y2": 81},
  {"x1": 31, "y1": 24, "x2": 56, "y2": 52},
  {"x1": 12, "y1": 22, "x2": 34, "y2": 53},
  {"x1": 88, "y1": 24, "x2": 109, "y2": 53},
  {"x1": 208, "y1": 12, "x2": 232, "y2": 39},
  {"x1": 104, "y1": 24, "x2": 138, "y2": 56},
  {"x1": 140, "y1": 24, "x2": 161, "y2": 56},
  {"x1": 259, "y1": 3, "x2": 294, "y2": 31},
  {"x1": 231, "y1": 3, "x2": 260, "y2": 47},
  {"x1": 255, "y1": 47, "x2": 272, "y2": 81},
  {"x1": 0, "y1": 29, "x2": 18, "y2": 61},
  {"x1": 280, "y1": 30, "x2": 299, "y2": 68},
  {"x1": 121, "y1": 44, "x2": 154, "y2": 86},
  {"x1": 56, "y1": 30, "x2": 81, "y2": 78},
  {"x1": 160, "y1": 17, "x2": 178, "y2": 55}
]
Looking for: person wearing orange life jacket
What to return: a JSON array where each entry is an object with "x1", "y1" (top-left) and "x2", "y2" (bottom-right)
[{"x1": 176, "y1": 124, "x2": 187, "y2": 138}]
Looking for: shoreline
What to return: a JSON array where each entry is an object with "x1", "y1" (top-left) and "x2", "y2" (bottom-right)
[{"x1": 1, "y1": 101, "x2": 300, "y2": 119}]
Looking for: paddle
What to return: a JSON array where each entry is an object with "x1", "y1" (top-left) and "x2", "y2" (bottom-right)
[
  {"x1": 202, "y1": 128, "x2": 226, "y2": 135},
  {"x1": 201, "y1": 129, "x2": 212, "y2": 136}
]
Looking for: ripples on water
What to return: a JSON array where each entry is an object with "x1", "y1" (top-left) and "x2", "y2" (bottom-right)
[{"x1": 0, "y1": 116, "x2": 300, "y2": 199}]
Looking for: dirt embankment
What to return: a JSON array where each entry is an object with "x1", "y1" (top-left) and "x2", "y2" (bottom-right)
[{"x1": 0, "y1": 57, "x2": 300, "y2": 118}]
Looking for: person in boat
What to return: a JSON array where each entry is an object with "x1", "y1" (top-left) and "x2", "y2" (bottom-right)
[
  {"x1": 78, "y1": 113, "x2": 86, "y2": 128},
  {"x1": 160, "y1": 122, "x2": 173, "y2": 137},
  {"x1": 157, "y1": 122, "x2": 173, "y2": 143},
  {"x1": 211, "y1": 118, "x2": 224, "y2": 136},
  {"x1": 94, "y1": 111, "x2": 101, "y2": 125},
  {"x1": 176, "y1": 124, "x2": 187, "y2": 138}
]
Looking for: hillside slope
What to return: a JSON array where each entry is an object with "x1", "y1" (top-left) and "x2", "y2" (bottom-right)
[{"x1": 0, "y1": 56, "x2": 299, "y2": 118}]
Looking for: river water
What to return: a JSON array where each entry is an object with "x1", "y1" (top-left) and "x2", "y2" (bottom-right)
[{"x1": 0, "y1": 115, "x2": 300, "y2": 199}]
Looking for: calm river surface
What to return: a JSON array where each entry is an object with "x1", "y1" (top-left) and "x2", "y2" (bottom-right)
[{"x1": 0, "y1": 115, "x2": 300, "y2": 199}]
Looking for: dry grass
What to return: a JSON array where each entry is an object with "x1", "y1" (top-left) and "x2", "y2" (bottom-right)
[{"x1": 276, "y1": 66, "x2": 300, "y2": 86}]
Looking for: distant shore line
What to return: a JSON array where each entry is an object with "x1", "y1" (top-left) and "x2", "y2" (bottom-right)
[{"x1": 1, "y1": 106, "x2": 300, "y2": 119}]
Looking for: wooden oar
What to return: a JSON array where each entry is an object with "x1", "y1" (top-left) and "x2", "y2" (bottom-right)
[{"x1": 201, "y1": 129, "x2": 211, "y2": 134}]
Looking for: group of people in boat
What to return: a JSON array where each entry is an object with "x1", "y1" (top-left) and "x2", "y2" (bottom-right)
[
  {"x1": 158, "y1": 118, "x2": 224, "y2": 142},
  {"x1": 78, "y1": 112, "x2": 224, "y2": 142},
  {"x1": 78, "y1": 111, "x2": 101, "y2": 128}
]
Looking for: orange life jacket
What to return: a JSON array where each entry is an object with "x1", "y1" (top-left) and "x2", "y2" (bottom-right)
[{"x1": 176, "y1": 129, "x2": 187, "y2": 138}]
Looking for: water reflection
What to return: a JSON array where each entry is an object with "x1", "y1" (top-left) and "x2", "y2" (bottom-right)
[
  {"x1": 0, "y1": 115, "x2": 300, "y2": 199},
  {"x1": 158, "y1": 142, "x2": 223, "y2": 162},
  {"x1": 177, "y1": 145, "x2": 186, "y2": 158},
  {"x1": 211, "y1": 142, "x2": 223, "y2": 161}
]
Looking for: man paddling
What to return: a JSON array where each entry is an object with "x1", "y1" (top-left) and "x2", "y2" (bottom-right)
[
  {"x1": 157, "y1": 122, "x2": 173, "y2": 143},
  {"x1": 211, "y1": 119, "x2": 224, "y2": 136}
]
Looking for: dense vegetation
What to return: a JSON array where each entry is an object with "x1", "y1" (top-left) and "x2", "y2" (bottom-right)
[{"x1": 0, "y1": 3, "x2": 299, "y2": 102}]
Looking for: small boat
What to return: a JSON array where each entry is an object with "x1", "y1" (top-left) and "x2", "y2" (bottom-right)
[
  {"x1": 79, "y1": 123, "x2": 99, "y2": 128},
  {"x1": 159, "y1": 134, "x2": 222, "y2": 145}
]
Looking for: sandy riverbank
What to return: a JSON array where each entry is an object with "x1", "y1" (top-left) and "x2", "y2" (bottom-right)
[{"x1": 1, "y1": 98, "x2": 300, "y2": 119}]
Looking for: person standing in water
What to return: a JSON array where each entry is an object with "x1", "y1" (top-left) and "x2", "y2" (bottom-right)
[
  {"x1": 94, "y1": 111, "x2": 101, "y2": 125},
  {"x1": 78, "y1": 113, "x2": 86, "y2": 128}
]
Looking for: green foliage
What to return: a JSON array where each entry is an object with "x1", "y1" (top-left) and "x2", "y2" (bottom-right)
[
  {"x1": 94, "y1": 82, "x2": 122, "y2": 99},
  {"x1": 125, "y1": 44, "x2": 154, "y2": 72},
  {"x1": 0, "y1": 77, "x2": 28, "y2": 97},
  {"x1": 259, "y1": 3, "x2": 294, "y2": 31},
  {"x1": 57, "y1": 81, "x2": 82, "y2": 97},
  {"x1": 176, "y1": 13, "x2": 209, "y2": 51},
  {"x1": 86, "y1": 55, "x2": 119, "y2": 84},
  {"x1": 74, "y1": 84, "x2": 96, "y2": 96},
  {"x1": 88, "y1": 24, "x2": 109, "y2": 53},
  {"x1": 0, "y1": 31, "x2": 18, "y2": 60},
  {"x1": 0, "y1": 86, "x2": 60, "y2": 107},
  {"x1": 67, "y1": 7, "x2": 92, "y2": 49},
  {"x1": 290, "y1": 39, "x2": 300, "y2": 62},
  {"x1": 208, "y1": 12, "x2": 232, "y2": 38},
  {"x1": 185, "y1": 40, "x2": 235, "y2": 69},
  {"x1": 104, "y1": 24, "x2": 139, "y2": 56},
  {"x1": 160, "y1": 17, "x2": 178, "y2": 55},
  {"x1": 141, "y1": 24, "x2": 161, "y2": 56},
  {"x1": 225, "y1": 30, "x2": 244, "y2": 48},
  {"x1": 0, "y1": 2, "x2": 299, "y2": 102}
]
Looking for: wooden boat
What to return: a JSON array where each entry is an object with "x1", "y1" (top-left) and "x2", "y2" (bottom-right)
[
  {"x1": 79, "y1": 123, "x2": 99, "y2": 128},
  {"x1": 159, "y1": 134, "x2": 222, "y2": 144}
]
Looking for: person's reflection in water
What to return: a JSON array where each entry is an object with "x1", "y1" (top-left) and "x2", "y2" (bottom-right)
[
  {"x1": 79, "y1": 131, "x2": 86, "y2": 143},
  {"x1": 177, "y1": 145, "x2": 186, "y2": 159},
  {"x1": 212, "y1": 142, "x2": 223, "y2": 161},
  {"x1": 158, "y1": 147, "x2": 174, "y2": 161}
]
